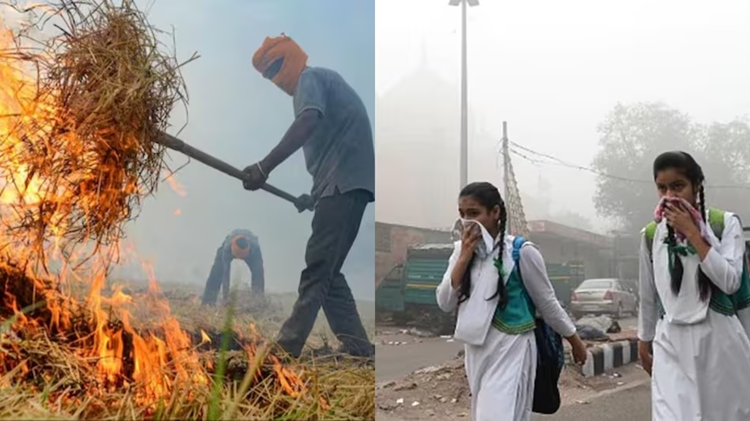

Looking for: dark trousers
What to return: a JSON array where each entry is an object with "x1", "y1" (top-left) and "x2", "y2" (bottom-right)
[
  {"x1": 276, "y1": 189, "x2": 372, "y2": 357},
  {"x1": 202, "y1": 247, "x2": 226, "y2": 305}
]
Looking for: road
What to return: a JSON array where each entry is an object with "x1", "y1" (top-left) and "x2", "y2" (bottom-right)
[
  {"x1": 533, "y1": 380, "x2": 651, "y2": 420},
  {"x1": 375, "y1": 331, "x2": 463, "y2": 383},
  {"x1": 377, "y1": 378, "x2": 652, "y2": 421},
  {"x1": 376, "y1": 317, "x2": 637, "y2": 383},
  {"x1": 376, "y1": 318, "x2": 649, "y2": 420}
]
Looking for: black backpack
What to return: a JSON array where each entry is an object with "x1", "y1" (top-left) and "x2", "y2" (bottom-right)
[{"x1": 512, "y1": 236, "x2": 565, "y2": 415}]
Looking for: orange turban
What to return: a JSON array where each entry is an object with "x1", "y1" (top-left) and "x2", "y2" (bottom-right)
[
  {"x1": 252, "y1": 34, "x2": 308, "y2": 96},
  {"x1": 230, "y1": 235, "x2": 251, "y2": 260}
]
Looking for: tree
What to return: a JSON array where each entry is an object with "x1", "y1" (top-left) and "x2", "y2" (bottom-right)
[{"x1": 592, "y1": 102, "x2": 750, "y2": 232}]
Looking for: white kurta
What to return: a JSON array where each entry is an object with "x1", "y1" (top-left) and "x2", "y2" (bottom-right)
[
  {"x1": 638, "y1": 212, "x2": 750, "y2": 421},
  {"x1": 436, "y1": 236, "x2": 576, "y2": 421}
]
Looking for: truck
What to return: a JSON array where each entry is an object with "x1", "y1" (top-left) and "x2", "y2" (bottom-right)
[
  {"x1": 376, "y1": 242, "x2": 585, "y2": 334},
  {"x1": 376, "y1": 244, "x2": 456, "y2": 334}
]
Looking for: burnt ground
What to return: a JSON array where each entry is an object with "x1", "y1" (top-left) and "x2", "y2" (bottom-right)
[{"x1": 118, "y1": 280, "x2": 376, "y2": 351}]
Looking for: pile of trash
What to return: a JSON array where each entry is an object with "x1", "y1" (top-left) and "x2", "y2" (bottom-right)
[{"x1": 574, "y1": 315, "x2": 623, "y2": 341}]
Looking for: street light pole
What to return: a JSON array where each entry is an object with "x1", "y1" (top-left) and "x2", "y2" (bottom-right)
[{"x1": 449, "y1": 0, "x2": 478, "y2": 190}]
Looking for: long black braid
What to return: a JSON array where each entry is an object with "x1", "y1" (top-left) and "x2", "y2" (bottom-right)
[
  {"x1": 653, "y1": 151, "x2": 712, "y2": 301},
  {"x1": 456, "y1": 182, "x2": 510, "y2": 308}
]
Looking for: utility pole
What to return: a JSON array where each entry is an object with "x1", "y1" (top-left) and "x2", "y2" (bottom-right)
[
  {"x1": 449, "y1": 0, "x2": 479, "y2": 189},
  {"x1": 502, "y1": 121, "x2": 509, "y2": 200},
  {"x1": 500, "y1": 122, "x2": 531, "y2": 237}
]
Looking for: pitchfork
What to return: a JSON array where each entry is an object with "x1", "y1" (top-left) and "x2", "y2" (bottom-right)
[{"x1": 155, "y1": 132, "x2": 314, "y2": 213}]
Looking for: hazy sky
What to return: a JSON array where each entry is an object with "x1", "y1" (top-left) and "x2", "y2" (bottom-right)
[
  {"x1": 375, "y1": 0, "x2": 750, "y2": 231},
  {"x1": 112, "y1": 0, "x2": 375, "y2": 300}
]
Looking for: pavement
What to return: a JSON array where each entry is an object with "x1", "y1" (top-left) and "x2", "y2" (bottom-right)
[
  {"x1": 533, "y1": 378, "x2": 651, "y2": 420},
  {"x1": 377, "y1": 367, "x2": 651, "y2": 421},
  {"x1": 376, "y1": 317, "x2": 638, "y2": 382},
  {"x1": 376, "y1": 317, "x2": 649, "y2": 420},
  {"x1": 376, "y1": 331, "x2": 463, "y2": 383}
]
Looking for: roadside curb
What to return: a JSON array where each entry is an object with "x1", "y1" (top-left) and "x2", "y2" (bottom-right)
[{"x1": 581, "y1": 339, "x2": 639, "y2": 377}]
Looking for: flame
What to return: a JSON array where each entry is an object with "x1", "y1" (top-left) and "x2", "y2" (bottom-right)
[
  {"x1": 0, "y1": 19, "x2": 207, "y2": 403},
  {"x1": 165, "y1": 175, "x2": 187, "y2": 197},
  {"x1": 0, "y1": 13, "x2": 323, "y2": 415},
  {"x1": 200, "y1": 329, "x2": 211, "y2": 344}
]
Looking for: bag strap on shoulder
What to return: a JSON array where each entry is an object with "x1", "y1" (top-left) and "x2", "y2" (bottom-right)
[
  {"x1": 644, "y1": 222, "x2": 657, "y2": 257},
  {"x1": 512, "y1": 236, "x2": 526, "y2": 265}
]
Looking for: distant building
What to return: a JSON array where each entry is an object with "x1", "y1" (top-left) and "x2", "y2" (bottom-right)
[
  {"x1": 376, "y1": 52, "x2": 460, "y2": 228},
  {"x1": 376, "y1": 46, "x2": 550, "y2": 228},
  {"x1": 526, "y1": 220, "x2": 614, "y2": 280},
  {"x1": 375, "y1": 222, "x2": 451, "y2": 288}
]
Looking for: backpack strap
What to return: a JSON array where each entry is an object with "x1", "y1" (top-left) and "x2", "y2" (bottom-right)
[
  {"x1": 708, "y1": 208, "x2": 725, "y2": 240},
  {"x1": 512, "y1": 236, "x2": 540, "y2": 316},
  {"x1": 644, "y1": 221, "x2": 657, "y2": 258},
  {"x1": 512, "y1": 236, "x2": 526, "y2": 266}
]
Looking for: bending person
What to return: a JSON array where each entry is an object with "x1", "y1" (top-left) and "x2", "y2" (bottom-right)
[{"x1": 202, "y1": 229, "x2": 264, "y2": 305}]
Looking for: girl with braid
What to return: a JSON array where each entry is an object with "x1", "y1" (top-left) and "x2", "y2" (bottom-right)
[
  {"x1": 436, "y1": 182, "x2": 587, "y2": 421},
  {"x1": 638, "y1": 151, "x2": 750, "y2": 420}
]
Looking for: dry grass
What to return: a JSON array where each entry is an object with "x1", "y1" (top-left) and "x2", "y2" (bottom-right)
[
  {"x1": 0, "y1": 286, "x2": 375, "y2": 420},
  {"x1": 0, "y1": 0, "x2": 197, "y2": 267},
  {"x1": 0, "y1": 1, "x2": 375, "y2": 418},
  {"x1": 0, "y1": 349, "x2": 374, "y2": 420}
]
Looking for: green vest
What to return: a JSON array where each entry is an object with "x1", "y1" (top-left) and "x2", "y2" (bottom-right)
[
  {"x1": 644, "y1": 207, "x2": 750, "y2": 317},
  {"x1": 492, "y1": 237, "x2": 537, "y2": 335}
]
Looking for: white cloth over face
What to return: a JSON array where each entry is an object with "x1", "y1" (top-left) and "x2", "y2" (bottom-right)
[
  {"x1": 638, "y1": 212, "x2": 750, "y2": 421},
  {"x1": 436, "y1": 235, "x2": 575, "y2": 421}
]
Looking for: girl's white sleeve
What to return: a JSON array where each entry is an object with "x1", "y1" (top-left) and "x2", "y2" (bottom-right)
[
  {"x1": 436, "y1": 242, "x2": 461, "y2": 313},
  {"x1": 638, "y1": 230, "x2": 658, "y2": 342},
  {"x1": 699, "y1": 214, "x2": 744, "y2": 295},
  {"x1": 518, "y1": 245, "x2": 576, "y2": 338}
]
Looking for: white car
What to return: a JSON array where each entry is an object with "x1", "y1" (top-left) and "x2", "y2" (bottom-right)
[{"x1": 570, "y1": 278, "x2": 638, "y2": 319}]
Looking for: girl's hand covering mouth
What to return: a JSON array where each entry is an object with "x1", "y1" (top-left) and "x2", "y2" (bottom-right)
[
  {"x1": 653, "y1": 197, "x2": 707, "y2": 241},
  {"x1": 460, "y1": 222, "x2": 482, "y2": 259},
  {"x1": 664, "y1": 202, "x2": 696, "y2": 235}
]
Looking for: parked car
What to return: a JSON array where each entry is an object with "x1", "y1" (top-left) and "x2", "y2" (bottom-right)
[
  {"x1": 570, "y1": 278, "x2": 637, "y2": 319},
  {"x1": 620, "y1": 278, "x2": 639, "y2": 310}
]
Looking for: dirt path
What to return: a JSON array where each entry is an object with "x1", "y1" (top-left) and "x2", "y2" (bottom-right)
[
  {"x1": 375, "y1": 318, "x2": 645, "y2": 421},
  {"x1": 376, "y1": 317, "x2": 637, "y2": 383},
  {"x1": 376, "y1": 360, "x2": 648, "y2": 420},
  {"x1": 376, "y1": 330, "x2": 463, "y2": 382}
]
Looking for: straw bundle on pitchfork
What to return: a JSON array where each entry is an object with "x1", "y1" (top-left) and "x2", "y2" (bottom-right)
[
  {"x1": 0, "y1": 0, "x2": 311, "y2": 268},
  {"x1": 0, "y1": 0, "x2": 195, "y2": 262}
]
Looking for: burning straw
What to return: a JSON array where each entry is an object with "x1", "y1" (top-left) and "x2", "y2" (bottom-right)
[
  {"x1": 0, "y1": 1, "x2": 375, "y2": 419},
  {"x1": 0, "y1": 284, "x2": 375, "y2": 420},
  {"x1": 0, "y1": 0, "x2": 197, "y2": 266}
]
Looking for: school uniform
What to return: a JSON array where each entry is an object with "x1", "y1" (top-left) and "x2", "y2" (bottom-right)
[
  {"x1": 437, "y1": 235, "x2": 575, "y2": 421},
  {"x1": 638, "y1": 212, "x2": 750, "y2": 420}
]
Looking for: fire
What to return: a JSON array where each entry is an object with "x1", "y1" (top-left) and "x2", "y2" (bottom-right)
[
  {"x1": 0, "y1": 13, "x2": 320, "y2": 416},
  {"x1": 165, "y1": 175, "x2": 187, "y2": 197},
  {"x1": 0, "y1": 16, "x2": 194, "y2": 404}
]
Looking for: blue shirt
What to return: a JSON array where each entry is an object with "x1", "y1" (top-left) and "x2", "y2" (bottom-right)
[{"x1": 293, "y1": 66, "x2": 375, "y2": 203}]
